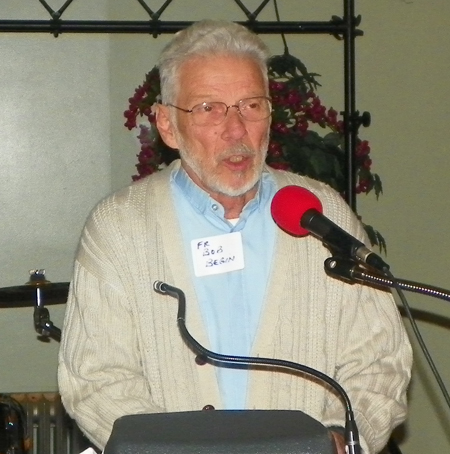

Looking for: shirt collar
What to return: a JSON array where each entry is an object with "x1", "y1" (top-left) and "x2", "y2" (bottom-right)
[{"x1": 170, "y1": 163, "x2": 275, "y2": 224}]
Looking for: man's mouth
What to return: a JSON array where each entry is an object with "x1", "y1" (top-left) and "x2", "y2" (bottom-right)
[{"x1": 228, "y1": 155, "x2": 246, "y2": 163}]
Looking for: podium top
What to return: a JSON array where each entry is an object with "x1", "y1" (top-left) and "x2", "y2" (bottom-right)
[{"x1": 104, "y1": 409, "x2": 334, "y2": 454}]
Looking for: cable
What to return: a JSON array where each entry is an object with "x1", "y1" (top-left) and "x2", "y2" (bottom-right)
[{"x1": 385, "y1": 269, "x2": 450, "y2": 410}]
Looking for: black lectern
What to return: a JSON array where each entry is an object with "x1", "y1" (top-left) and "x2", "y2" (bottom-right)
[{"x1": 103, "y1": 409, "x2": 334, "y2": 454}]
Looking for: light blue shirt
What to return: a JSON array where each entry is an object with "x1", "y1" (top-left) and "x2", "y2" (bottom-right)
[{"x1": 171, "y1": 166, "x2": 277, "y2": 408}]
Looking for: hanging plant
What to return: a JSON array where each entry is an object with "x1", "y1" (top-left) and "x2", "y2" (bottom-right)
[{"x1": 123, "y1": 53, "x2": 385, "y2": 251}]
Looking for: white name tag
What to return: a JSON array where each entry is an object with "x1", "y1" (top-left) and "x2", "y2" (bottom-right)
[{"x1": 191, "y1": 232, "x2": 245, "y2": 277}]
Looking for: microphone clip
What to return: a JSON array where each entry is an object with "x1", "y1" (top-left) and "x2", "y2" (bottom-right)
[{"x1": 324, "y1": 256, "x2": 380, "y2": 284}]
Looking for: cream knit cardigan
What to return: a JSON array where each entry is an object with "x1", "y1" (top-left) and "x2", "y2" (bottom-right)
[{"x1": 58, "y1": 160, "x2": 412, "y2": 453}]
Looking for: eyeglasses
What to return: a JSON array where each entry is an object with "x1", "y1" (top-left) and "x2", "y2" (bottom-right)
[{"x1": 167, "y1": 96, "x2": 272, "y2": 126}]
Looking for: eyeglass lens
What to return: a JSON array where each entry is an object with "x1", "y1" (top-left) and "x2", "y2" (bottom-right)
[{"x1": 191, "y1": 97, "x2": 271, "y2": 126}]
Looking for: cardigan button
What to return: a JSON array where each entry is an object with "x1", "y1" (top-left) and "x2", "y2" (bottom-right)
[
  {"x1": 195, "y1": 355, "x2": 207, "y2": 365},
  {"x1": 202, "y1": 404, "x2": 215, "y2": 411}
]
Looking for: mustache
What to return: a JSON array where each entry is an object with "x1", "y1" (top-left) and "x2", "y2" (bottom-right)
[{"x1": 218, "y1": 144, "x2": 257, "y2": 160}]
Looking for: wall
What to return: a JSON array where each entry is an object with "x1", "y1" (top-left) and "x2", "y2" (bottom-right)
[
  {"x1": 0, "y1": 1, "x2": 111, "y2": 390},
  {"x1": 356, "y1": 1, "x2": 450, "y2": 452},
  {"x1": 0, "y1": 1, "x2": 448, "y2": 453}
]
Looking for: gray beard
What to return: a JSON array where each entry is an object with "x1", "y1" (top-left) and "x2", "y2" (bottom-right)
[{"x1": 175, "y1": 130, "x2": 269, "y2": 197}]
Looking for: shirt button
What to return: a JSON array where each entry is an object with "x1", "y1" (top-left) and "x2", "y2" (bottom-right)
[
  {"x1": 211, "y1": 203, "x2": 218, "y2": 211},
  {"x1": 195, "y1": 355, "x2": 207, "y2": 365},
  {"x1": 202, "y1": 405, "x2": 215, "y2": 411}
]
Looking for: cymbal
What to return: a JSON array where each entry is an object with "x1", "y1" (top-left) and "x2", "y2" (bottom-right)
[{"x1": 0, "y1": 282, "x2": 69, "y2": 308}]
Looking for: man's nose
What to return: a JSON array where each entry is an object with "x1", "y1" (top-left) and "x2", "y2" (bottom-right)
[{"x1": 221, "y1": 106, "x2": 247, "y2": 141}]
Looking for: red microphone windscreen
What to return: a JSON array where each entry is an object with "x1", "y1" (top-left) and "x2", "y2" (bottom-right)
[{"x1": 271, "y1": 185, "x2": 323, "y2": 236}]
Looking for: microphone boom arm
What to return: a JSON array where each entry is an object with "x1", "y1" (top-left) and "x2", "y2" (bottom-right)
[
  {"x1": 324, "y1": 257, "x2": 450, "y2": 303},
  {"x1": 325, "y1": 256, "x2": 450, "y2": 412}
]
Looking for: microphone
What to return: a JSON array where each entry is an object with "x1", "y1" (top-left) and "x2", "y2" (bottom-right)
[{"x1": 270, "y1": 185, "x2": 389, "y2": 272}]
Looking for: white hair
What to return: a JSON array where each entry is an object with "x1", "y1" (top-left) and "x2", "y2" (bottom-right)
[{"x1": 157, "y1": 19, "x2": 270, "y2": 104}]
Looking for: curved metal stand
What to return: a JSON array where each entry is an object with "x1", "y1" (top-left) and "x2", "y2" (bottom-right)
[
  {"x1": 154, "y1": 280, "x2": 361, "y2": 454},
  {"x1": 325, "y1": 255, "x2": 450, "y2": 421}
]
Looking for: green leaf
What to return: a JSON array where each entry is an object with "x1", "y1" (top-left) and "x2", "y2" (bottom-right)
[
  {"x1": 363, "y1": 224, "x2": 387, "y2": 253},
  {"x1": 373, "y1": 174, "x2": 383, "y2": 199},
  {"x1": 128, "y1": 54, "x2": 386, "y2": 249},
  {"x1": 268, "y1": 53, "x2": 321, "y2": 91}
]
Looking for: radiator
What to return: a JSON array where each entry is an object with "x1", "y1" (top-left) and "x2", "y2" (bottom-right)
[{"x1": 6, "y1": 393, "x2": 96, "y2": 454}]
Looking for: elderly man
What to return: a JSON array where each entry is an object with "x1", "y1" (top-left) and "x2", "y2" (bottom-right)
[{"x1": 58, "y1": 20, "x2": 412, "y2": 454}]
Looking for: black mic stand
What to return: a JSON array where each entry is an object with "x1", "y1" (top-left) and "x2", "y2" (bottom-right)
[
  {"x1": 153, "y1": 280, "x2": 361, "y2": 454},
  {"x1": 324, "y1": 255, "x2": 450, "y2": 413},
  {"x1": 324, "y1": 257, "x2": 450, "y2": 302}
]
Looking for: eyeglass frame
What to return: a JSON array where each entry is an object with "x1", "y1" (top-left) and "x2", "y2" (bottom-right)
[{"x1": 165, "y1": 96, "x2": 273, "y2": 126}]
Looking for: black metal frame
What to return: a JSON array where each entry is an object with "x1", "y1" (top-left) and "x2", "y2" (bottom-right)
[
  {"x1": 1, "y1": 6, "x2": 406, "y2": 452},
  {"x1": 0, "y1": 0, "x2": 370, "y2": 210}
]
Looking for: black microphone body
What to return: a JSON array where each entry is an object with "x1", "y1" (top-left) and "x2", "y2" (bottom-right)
[{"x1": 301, "y1": 209, "x2": 389, "y2": 272}]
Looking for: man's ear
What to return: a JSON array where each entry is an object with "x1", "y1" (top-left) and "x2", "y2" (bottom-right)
[{"x1": 155, "y1": 104, "x2": 179, "y2": 149}]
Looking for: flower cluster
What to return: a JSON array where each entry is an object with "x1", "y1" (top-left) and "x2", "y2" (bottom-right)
[
  {"x1": 124, "y1": 54, "x2": 380, "y2": 197},
  {"x1": 265, "y1": 53, "x2": 380, "y2": 197},
  {"x1": 123, "y1": 53, "x2": 384, "y2": 247},
  {"x1": 125, "y1": 66, "x2": 181, "y2": 179}
]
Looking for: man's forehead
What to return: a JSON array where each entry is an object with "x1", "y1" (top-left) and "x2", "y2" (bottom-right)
[{"x1": 176, "y1": 55, "x2": 266, "y2": 100}]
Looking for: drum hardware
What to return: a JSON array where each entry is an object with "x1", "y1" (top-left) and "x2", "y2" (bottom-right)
[
  {"x1": 0, "y1": 270, "x2": 69, "y2": 309},
  {"x1": 34, "y1": 301, "x2": 62, "y2": 342},
  {"x1": 0, "y1": 394, "x2": 29, "y2": 454},
  {"x1": 0, "y1": 270, "x2": 66, "y2": 341},
  {"x1": 29, "y1": 270, "x2": 63, "y2": 342}
]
